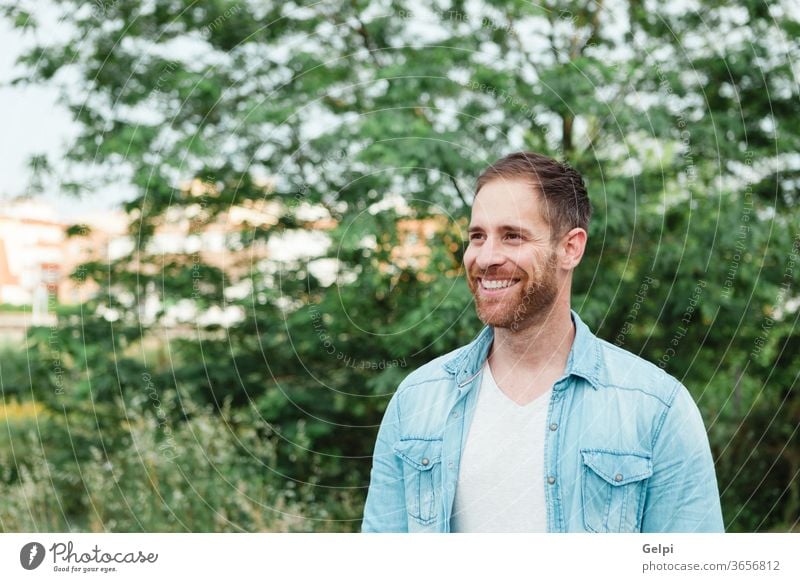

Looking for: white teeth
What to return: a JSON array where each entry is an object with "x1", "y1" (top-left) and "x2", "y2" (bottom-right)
[{"x1": 481, "y1": 279, "x2": 516, "y2": 289}]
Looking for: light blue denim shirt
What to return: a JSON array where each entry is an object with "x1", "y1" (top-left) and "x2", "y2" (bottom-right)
[{"x1": 362, "y1": 311, "x2": 724, "y2": 533}]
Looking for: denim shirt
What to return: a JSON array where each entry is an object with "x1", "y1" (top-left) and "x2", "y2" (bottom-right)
[{"x1": 361, "y1": 311, "x2": 725, "y2": 533}]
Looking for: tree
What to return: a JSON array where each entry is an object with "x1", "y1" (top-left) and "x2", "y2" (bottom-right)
[{"x1": 3, "y1": 0, "x2": 798, "y2": 531}]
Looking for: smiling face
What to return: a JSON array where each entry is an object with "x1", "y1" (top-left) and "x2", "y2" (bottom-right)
[{"x1": 464, "y1": 178, "x2": 562, "y2": 330}]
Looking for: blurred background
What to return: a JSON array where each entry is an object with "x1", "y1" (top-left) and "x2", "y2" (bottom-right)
[{"x1": 0, "y1": 0, "x2": 798, "y2": 532}]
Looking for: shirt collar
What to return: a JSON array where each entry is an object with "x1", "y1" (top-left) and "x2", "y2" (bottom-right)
[
  {"x1": 443, "y1": 309, "x2": 602, "y2": 392},
  {"x1": 565, "y1": 310, "x2": 602, "y2": 390}
]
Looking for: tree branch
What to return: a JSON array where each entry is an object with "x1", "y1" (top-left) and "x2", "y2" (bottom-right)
[{"x1": 450, "y1": 175, "x2": 469, "y2": 209}]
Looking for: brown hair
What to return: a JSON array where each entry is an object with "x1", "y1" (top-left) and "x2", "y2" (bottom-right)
[{"x1": 475, "y1": 151, "x2": 591, "y2": 240}]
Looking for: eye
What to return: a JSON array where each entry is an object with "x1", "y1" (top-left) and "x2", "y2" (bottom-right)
[
  {"x1": 468, "y1": 232, "x2": 485, "y2": 241},
  {"x1": 504, "y1": 232, "x2": 522, "y2": 240}
]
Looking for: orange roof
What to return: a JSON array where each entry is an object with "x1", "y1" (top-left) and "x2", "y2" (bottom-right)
[
  {"x1": 0, "y1": 238, "x2": 19, "y2": 286},
  {"x1": 0, "y1": 215, "x2": 64, "y2": 228}
]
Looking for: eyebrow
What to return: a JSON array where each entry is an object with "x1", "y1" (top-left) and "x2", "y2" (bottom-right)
[{"x1": 468, "y1": 224, "x2": 535, "y2": 236}]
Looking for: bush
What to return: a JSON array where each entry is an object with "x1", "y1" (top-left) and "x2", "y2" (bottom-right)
[{"x1": 0, "y1": 398, "x2": 359, "y2": 532}]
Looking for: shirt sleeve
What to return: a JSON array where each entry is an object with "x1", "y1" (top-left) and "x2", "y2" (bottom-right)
[
  {"x1": 361, "y1": 390, "x2": 408, "y2": 532},
  {"x1": 641, "y1": 382, "x2": 725, "y2": 532}
]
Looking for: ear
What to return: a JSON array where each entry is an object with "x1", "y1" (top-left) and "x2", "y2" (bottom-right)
[{"x1": 557, "y1": 227, "x2": 587, "y2": 269}]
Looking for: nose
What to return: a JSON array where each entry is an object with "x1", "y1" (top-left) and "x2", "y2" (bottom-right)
[{"x1": 472, "y1": 237, "x2": 506, "y2": 272}]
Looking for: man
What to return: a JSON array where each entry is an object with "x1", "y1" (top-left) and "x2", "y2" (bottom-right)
[{"x1": 361, "y1": 151, "x2": 724, "y2": 533}]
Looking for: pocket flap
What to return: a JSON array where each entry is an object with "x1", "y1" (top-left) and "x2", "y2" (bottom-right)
[
  {"x1": 581, "y1": 449, "x2": 653, "y2": 486},
  {"x1": 393, "y1": 438, "x2": 442, "y2": 472}
]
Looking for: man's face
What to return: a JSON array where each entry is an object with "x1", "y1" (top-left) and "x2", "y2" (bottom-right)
[{"x1": 463, "y1": 178, "x2": 561, "y2": 330}]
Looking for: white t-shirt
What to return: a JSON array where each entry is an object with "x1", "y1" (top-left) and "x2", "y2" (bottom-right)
[{"x1": 450, "y1": 361, "x2": 552, "y2": 532}]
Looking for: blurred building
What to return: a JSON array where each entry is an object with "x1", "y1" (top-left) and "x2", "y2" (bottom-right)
[
  {"x1": 0, "y1": 199, "x2": 127, "y2": 319},
  {"x1": 0, "y1": 191, "x2": 457, "y2": 328}
]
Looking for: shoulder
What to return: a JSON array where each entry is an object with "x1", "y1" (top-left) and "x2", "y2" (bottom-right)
[
  {"x1": 594, "y1": 337, "x2": 685, "y2": 407},
  {"x1": 384, "y1": 344, "x2": 466, "y2": 433},
  {"x1": 395, "y1": 346, "x2": 463, "y2": 395}
]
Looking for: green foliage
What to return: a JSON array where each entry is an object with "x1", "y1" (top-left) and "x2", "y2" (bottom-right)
[
  {"x1": 2, "y1": 0, "x2": 799, "y2": 532},
  {"x1": 0, "y1": 391, "x2": 352, "y2": 531}
]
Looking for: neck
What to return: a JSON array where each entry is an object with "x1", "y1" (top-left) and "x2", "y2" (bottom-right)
[{"x1": 488, "y1": 299, "x2": 576, "y2": 378}]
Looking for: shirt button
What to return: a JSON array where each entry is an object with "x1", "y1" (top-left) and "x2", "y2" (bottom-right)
[
  {"x1": 452, "y1": 411, "x2": 460, "y2": 418},
  {"x1": 448, "y1": 462, "x2": 454, "y2": 470},
  {"x1": 549, "y1": 423, "x2": 558, "y2": 431},
  {"x1": 614, "y1": 474, "x2": 623, "y2": 482},
  {"x1": 421, "y1": 458, "x2": 429, "y2": 466},
  {"x1": 547, "y1": 476, "x2": 556, "y2": 485}
]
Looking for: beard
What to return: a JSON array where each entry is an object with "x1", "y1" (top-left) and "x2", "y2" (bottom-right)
[{"x1": 468, "y1": 250, "x2": 560, "y2": 331}]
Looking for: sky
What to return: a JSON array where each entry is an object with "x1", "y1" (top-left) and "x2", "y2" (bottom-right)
[
  {"x1": 0, "y1": 15, "x2": 70, "y2": 187},
  {"x1": 0, "y1": 9, "x2": 126, "y2": 220}
]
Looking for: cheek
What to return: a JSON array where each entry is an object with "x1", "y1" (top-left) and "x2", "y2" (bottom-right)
[
  {"x1": 462, "y1": 246, "x2": 477, "y2": 267},
  {"x1": 517, "y1": 245, "x2": 540, "y2": 263}
]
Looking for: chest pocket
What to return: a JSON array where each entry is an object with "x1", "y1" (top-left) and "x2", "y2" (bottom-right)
[
  {"x1": 393, "y1": 438, "x2": 442, "y2": 526},
  {"x1": 580, "y1": 449, "x2": 653, "y2": 533}
]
